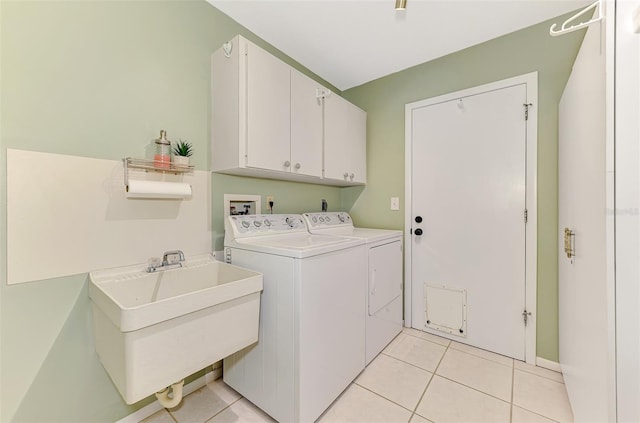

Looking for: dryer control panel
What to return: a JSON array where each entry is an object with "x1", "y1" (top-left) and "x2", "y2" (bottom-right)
[
  {"x1": 303, "y1": 212, "x2": 354, "y2": 230},
  {"x1": 226, "y1": 214, "x2": 306, "y2": 240}
]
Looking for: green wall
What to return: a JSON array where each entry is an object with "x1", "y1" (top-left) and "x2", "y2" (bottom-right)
[
  {"x1": 1, "y1": 1, "x2": 584, "y2": 421},
  {"x1": 341, "y1": 12, "x2": 586, "y2": 361},
  {"x1": 0, "y1": 1, "x2": 342, "y2": 421}
]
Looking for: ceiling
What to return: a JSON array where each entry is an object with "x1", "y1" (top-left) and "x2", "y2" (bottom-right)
[{"x1": 207, "y1": 0, "x2": 591, "y2": 91}]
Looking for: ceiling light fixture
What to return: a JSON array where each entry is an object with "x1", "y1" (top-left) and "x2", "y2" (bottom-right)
[{"x1": 395, "y1": 0, "x2": 407, "y2": 10}]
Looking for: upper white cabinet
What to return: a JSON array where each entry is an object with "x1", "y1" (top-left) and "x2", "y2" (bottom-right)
[
  {"x1": 290, "y1": 69, "x2": 324, "y2": 178},
  {"x1": 245, "y1": 40, "x2": 292, "y2": 173},
  {"x1": 211, "y1": 35, "x2": 365, "y2": 186},
  {"x1": 324, "y1": 94, "x2": 367, "y2": 184}
]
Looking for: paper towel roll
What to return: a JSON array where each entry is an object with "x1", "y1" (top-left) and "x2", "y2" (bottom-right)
[{"x1": 126, "y1": 180, "x2": 192, "y2": 199}]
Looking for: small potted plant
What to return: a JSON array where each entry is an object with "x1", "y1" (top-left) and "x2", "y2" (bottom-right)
[{"x1": 172, "y1": 139, "x2": 193, "y2": 167}]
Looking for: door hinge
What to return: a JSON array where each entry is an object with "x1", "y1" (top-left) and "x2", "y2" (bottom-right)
[
  {"x1": 522, "y1": 309, "x2": 532, "y2": 326},
  {"x1": 524, "y1": 209, "x2": 528, "y2": 223},
  {"x1": 524, "y1": 103, "x2": 533, "y2": 121}
]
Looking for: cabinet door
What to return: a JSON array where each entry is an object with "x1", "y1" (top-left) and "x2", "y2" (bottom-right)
[
  {"x1": 346, "y1": 104, "x2": 366, "y2": 183},
  {"x1": 246, "y1": 42, "x2": 291, "y2": 172},
  {"x1": 290, "y1": 70, "x2": 323, "y2": 178},
  {"x1": 324, "y1": 95, "x2": 367, "y2": 183}
]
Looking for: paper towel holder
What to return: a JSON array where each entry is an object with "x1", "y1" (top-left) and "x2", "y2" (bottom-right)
[{"x1": 123, "y1": 157, "x2": 194, "y2": 198}]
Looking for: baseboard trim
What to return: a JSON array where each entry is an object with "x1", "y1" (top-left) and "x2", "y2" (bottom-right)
[
  {"x1": 116, "y1": 366, "x2": 223, "y2": 423},
  {"x1": 536, "y1": 356, "x2": 562, "y2": 372}
]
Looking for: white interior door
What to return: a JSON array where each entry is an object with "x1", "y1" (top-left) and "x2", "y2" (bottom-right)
[
  {"x1": 614, "y1": 1, "x2": 640, "y2": 420},
  {"x1": 558, "y1": 21, "x2": 610, "y2": 422},
  {"x1": 409, "y1": 83, "x2": 529, "y2": 360}
]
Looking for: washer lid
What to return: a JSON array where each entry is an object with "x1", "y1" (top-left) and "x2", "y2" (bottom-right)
[
  {"x1": 310, "y1": 226, "x2": 402, "y2": 243},
  {"x1": 229, "y1": 233, "x2": 364, "y2": 258},
  {"x1": 343, "y1": 227, "x2": 403, "y2": 243},
  {"x1": 303, "y1": 211, "x2": 402, "y2": 243}
]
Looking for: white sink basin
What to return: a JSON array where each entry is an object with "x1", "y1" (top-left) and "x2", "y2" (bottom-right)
[{"x1": 89, "y1": 253, "x2": 263, "y2": 404}]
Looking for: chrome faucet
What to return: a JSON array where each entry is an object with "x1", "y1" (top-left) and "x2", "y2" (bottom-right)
[{"x1": 147, "y1": 250, "x2": 186, "y2": 273}]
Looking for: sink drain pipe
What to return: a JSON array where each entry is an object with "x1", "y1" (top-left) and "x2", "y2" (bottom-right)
[{"x1": 155, "y1": 379, "x2": 185, "y2": 408}]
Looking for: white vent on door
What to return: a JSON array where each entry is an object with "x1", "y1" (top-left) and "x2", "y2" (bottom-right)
[{"x1": 424, "y1": 285, "x2": 467, "y2": 337}]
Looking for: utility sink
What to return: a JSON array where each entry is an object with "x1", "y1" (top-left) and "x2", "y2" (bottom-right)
[{"x1": 89, "y1": 253, "x2": 263, "y2": 404}]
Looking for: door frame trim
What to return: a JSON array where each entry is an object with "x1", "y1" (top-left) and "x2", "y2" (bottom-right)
[{"x1": 404, "y1": 72, "x2": 538, "y2": 364}]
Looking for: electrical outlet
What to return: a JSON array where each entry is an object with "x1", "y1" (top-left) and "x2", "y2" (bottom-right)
[
  {"x1": 390, "y1": 197, "x2": 400, "y2": 211},
  {"x1": 266, "y1": 195, "x2": 274, "y2": 203}
]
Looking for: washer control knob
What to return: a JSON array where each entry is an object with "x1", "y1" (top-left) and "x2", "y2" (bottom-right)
[
  {"x1": 285, "y1": 217, "x2": 295, "y2": 227},
  {"x1": 338, "y1": 214, "x2": 345, "y2": 222},
  {"x1": 253, "y1": 220, "x2": 262, "y2": 227},
  {"x1": 326, "y1": 216, "x2": 331, "y2": 222},
  {"x1": 241, "y1": 221, "x2": 250, "y2": 228},
  {"x1": 264, "y1": 219, "x2": 271, "y2": 227}
]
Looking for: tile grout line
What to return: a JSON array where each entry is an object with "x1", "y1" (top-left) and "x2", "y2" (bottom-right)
[
  {"x1": 203, "y1": 396, "x2": 243, "y2": 423},
  {"x1": 353, "y1": 381, "x2": 421, "y2": 414},
  {"x1": 433, "y1": 374, "x2": 513, "y2": 405},
  {"x1": 403, "y1": 330, "x2": 514, "y2": 369},
  {"x1": 443, "y1": 345, "x2": 514, "y2": 369},
  {"x1": 167, "y1": 408, "x2": 179, "y2": 423},
  {"x1": 380, "y1": 351, "x2": 444, "y2": 373},
  {"x1": 446, "y1": 345, "x2": 514, "y2": 369},
  {"x1": 511, "y1": 405, "x2": 563, "y2": 423},
  {"x1": 509, "y1": 370, "x2": 565, "y2": 423},
  {"x1": 510, "y1": 359, "x2": 515, "y2": 423},
  {"x1": 406, "y1": 335, "x2": 451, "y2": 422},
  {"x1": 513, "y1": 366, "x2": 565, "y2": 384},
  {"x1": 383, "y1": 341, "x2": 514, "y2": 405}
]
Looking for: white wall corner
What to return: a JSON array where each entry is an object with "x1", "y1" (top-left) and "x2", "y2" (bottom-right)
[{"x1": 536, "y1": 356, "x2": 562, "y2": 373}]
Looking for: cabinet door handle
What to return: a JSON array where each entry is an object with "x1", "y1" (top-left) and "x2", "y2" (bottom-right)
[
  {"x1": 343, "y1": 172, "x2": 349, "y2": 179},
  {"x1": 294, "y1": 163, "x2": 301, "y2": 170},
  {"x1": 284, "y1": 161, "x2": 291, "y2": 168}
]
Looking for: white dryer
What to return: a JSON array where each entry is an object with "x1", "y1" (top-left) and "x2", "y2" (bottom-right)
[
  {"x1": 303, "y1": 212, "x2": 403, "y2": 364},
  {"x1": 223, "y1": 214, "x2": 366, "y2": 423}
]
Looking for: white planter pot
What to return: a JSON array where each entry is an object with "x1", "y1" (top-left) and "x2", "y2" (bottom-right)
[{"x1": 172, "y1": 156, "x2": 190, "y2": 167}]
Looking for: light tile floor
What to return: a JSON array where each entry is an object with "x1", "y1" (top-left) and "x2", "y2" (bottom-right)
[{"x1": 141, "y1": 328, "x2": 573, "y2": 423}]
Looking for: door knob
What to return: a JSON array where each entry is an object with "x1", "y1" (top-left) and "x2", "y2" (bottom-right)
[
  {"x1": 415, "y1": 216, "x2": 423, "y2": 223},
  {"x1": 414, "y1": 228, "x2": 423, "y2": 236}
]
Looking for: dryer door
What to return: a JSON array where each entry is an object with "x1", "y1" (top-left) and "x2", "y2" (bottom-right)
[{"x1": 369, "y1": 240, "x2": 403, "y2": 315}]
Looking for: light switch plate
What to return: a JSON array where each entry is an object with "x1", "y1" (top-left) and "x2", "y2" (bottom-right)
[{"x1": 390, "y1": 197, "x2": 400, "y2": 211}]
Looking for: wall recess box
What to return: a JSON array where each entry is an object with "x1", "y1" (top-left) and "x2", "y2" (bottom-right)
[{"x1": 224, "y1": 194, "x2": 261, "y2": 217}]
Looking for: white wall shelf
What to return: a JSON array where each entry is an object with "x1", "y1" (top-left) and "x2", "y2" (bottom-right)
[{"x1": 124, "y1": 157, "x2": 193, "y2": 175}]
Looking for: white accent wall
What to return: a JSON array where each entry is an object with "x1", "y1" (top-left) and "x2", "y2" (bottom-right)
[{"x1": 7, "y1": 149, "x2": 212, "y2": 284}]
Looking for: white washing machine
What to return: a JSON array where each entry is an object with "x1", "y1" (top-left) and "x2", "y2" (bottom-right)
[
  {"x1": 303, "y1": 212, "x2": 403, "y2": 364},
  {"x1": 223, "y1": 214, "x2": 366, "y2": 423}
]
